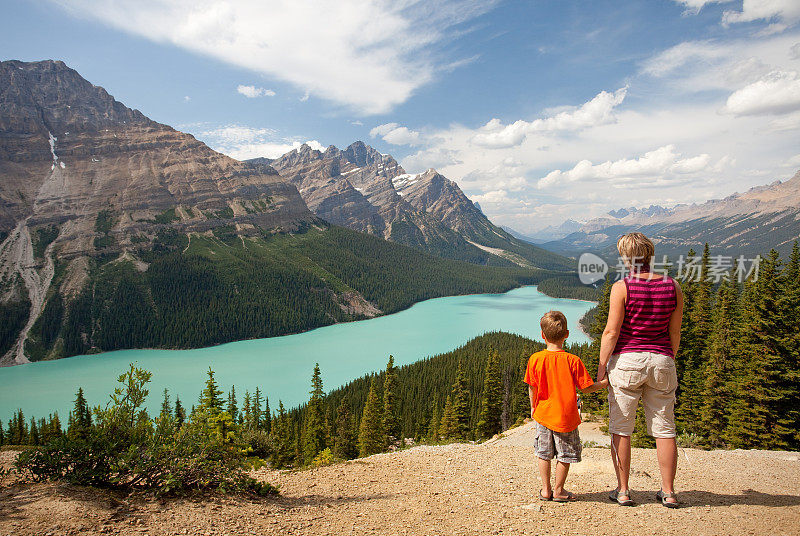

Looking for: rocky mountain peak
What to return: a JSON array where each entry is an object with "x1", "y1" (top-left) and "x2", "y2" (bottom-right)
[{"x1": 0, "y1": 59, "x2": 154, "y2": 137}]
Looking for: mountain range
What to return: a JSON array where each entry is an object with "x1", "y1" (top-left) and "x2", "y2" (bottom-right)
[
  {"x1": 538, "y1": 173, "x2": 800, "y2": 259},
  {"x1": 0, "y1": 60, "x2": 571, "y2": 366},
  {"x1": 250, "y1": 143, "x2": 567, "y2": 269}
]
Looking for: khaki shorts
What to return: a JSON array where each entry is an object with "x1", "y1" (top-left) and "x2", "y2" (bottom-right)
[{"x1": 607, "y1": 352, "x2": 677, "y2": 439}]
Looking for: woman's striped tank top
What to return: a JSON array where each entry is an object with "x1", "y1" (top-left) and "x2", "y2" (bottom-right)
[{"x1": 613, "y1": 275, "x2": 677, "y2": 358}]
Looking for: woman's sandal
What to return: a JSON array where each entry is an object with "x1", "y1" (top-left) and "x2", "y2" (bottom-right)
[
  {"x1": 609, "y1": 488, "x2": 634, "y2": 506},
  {"x1": 656, "y1": 489, "x2": 679, "y2": 509},
  {"x1": 552, "y1": 491, "x2": 578, "y2": 503},
  {"x1": 539, "y1": 490, "x2": 553, "y2": 501}
]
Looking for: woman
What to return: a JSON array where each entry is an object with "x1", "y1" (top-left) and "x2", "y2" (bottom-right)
[{"x1": 596, "y1": 232, "x2": 683, "y2": 508}]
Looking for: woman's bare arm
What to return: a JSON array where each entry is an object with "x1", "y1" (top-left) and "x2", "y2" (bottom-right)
[
  {"x1": 597, "y1": 281, "x2": 626, "y2": 382},
  {"x1": 669, "y1": 280, "x2": 684, "y2": 358}
]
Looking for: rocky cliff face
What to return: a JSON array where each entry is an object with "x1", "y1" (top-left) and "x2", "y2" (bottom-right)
[
  {"x1": 0, "y1": 60, "x2": 315, "y2": 365},
  {"x1": 259, "y1": 142, "x2": 567, "y2": 269}
]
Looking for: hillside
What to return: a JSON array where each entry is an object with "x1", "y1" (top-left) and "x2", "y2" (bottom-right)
[
  {"x1": 256, "y1": 143, "x2": 569, "y2": 270},
  {"x1": 540, "y1": 171, "x2": 800, "y2": 258},
  {"x1": 2, "y1": 435, "x2": 798, "y2": 536},
  {"x1": 0, "y1": 60, "x2": 568, "y2": 365}
]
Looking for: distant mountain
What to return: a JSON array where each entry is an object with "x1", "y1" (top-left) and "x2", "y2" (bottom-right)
[
  {"x1": 0, "y1": 60, "x2": 555, "y2": 366},
  {"x1": 506, "y1": 220, "x2": 585, "y2": 244},
  {"x1": 254, "y1": 143, "x2": 569, "y2": 270},
  {"x1": 539, "y1": 173, "x2": 800, "y2": 258}
]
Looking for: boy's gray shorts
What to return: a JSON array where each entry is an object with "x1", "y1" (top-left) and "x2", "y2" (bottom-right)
[{"x1": 534, "y1": 421, "x2": 582, "y2": 463}]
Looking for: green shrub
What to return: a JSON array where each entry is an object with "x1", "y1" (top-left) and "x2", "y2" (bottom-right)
[{"x1": 14, "y1": 364, "x2": 279, "y2": 497}]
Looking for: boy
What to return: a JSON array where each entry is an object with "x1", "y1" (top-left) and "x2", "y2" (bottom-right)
[{"x1": 524, "y1": 310, "x2": 608, "y2": 502}]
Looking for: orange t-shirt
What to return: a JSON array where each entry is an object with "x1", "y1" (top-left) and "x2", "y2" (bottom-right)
[{"x1": 523, "y1": 349, "x2": 594, "y2": 433}]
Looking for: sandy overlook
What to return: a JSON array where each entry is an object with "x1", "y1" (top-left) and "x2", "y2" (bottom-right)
[{"x1": 2, "y1": 420, "x2": 798, "y2": 536}]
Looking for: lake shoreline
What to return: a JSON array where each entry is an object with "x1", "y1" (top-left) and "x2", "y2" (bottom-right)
[{"x1": 0, "y1": 286, "x2": 594, "y2": 420}]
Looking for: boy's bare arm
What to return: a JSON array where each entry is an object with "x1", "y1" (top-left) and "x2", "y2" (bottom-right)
[
  {"x1": 579, "y1": 378, "x2": 609, "y2": 394},
  {"x1": 528, "y1": 384, "x2": 536, "y2": 418}
]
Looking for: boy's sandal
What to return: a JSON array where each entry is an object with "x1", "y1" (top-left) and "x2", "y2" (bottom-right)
[
  {"x1": 552, "y1": 491, "x2": 577, "y2": 503},
  {"x1": 656, "y1": 489, "x2": 679, "y2": 509},
  {"x1": 609, "y1": 488, "x2": 634, "y2": 506},
  {"x1": 539, "y1": 490, "x2": 553, "y2": 501}
]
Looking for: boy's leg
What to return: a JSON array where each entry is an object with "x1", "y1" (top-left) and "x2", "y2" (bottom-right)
[
  {"x1": 553, "y1": 461, "x2": 571, "y2": 498},
  {"x1": 552, "y1": 427, "x2": 580, "y2": 499},
  {"x1": 534, "y1": 422, "x2": 556, "y2": 497},
  {"x1": 538, "y1": 457, "x2": 552, "y2": 496}
]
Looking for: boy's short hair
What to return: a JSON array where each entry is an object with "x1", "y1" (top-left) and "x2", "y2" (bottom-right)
[
  {"x1": 617, "y1": 232, "x2": 655, "y2": 268},
  {"x1": 541, "y1": 310, "x2": 568, "y2": 342}
]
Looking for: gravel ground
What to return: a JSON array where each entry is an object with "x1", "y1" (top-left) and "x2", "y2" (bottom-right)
[{"x1": 1, "y1": 421, "x2": 799, "y2": 536}]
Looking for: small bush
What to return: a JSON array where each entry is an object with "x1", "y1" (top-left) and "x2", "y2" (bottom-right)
[{"x1": 311, "y1": 448, "x2": 337, "y2": 468}]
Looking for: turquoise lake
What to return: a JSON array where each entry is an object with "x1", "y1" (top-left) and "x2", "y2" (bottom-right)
[{"x1": 0, "y1": 286, "x2": 594, "y2": 419}]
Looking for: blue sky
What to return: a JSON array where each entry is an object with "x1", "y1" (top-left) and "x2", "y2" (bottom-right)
[{"x1": 2, "y1": 0, "x2": 799, "y2": 232}]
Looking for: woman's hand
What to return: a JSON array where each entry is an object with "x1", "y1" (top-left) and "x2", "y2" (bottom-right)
[{"x1": 596, "y1": 366, "x2": 607, "y2": 384}]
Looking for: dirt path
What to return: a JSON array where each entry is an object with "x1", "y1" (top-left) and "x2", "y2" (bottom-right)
[{"x1": 2, "y1": 422, "x2": 799, "y2": 536}]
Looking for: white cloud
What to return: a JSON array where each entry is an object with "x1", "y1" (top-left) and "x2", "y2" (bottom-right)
[
  {"x1": 470, "y1": 87, "x2": 628, "y2": 149},
  {"x1": 183, "y1": 95, "x2": 191, "y2": 102},
  {"x1": 49, "y1": 0, "x2": 499, "y2": 114},
  {"x1": 401, "y1": 147, "x2": 462, "y2": 171},
  {"x1": 723, "y1": 0, "x2": 800, "y2": 27},
  {"x1": 197, "y1": 124, "x2": 323, "y2": 160},
  {"x1": 237, "y1": 84, "x2": 275, "y2": 98},
  {"x1": 536, "y1": 145, "x2": 713, "y2": 189},
  {"x1": 299, "y1": 90, "x2": 310, "y2": 103},
  {"x1": 369, "y1": 122, "x2": 421, "y2": 145},
  {"x1": 723, "y1": 70, "x2": 800, "y2": 115},
  {"x1": 673, "y1": 0, "x2": 732, "y2": 16}
]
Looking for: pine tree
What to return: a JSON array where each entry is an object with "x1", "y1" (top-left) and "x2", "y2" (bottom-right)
[
  {"x1": 303, "y1": 363, "x2": 327, "y2": 463},
  {"x1": 439, "y1": 394, "x2": 456, "y2": 440},
  {"x1": 160, "y1": 388, "x2": 172, "y2": 419},
  {"x1": 358, "y1": 376, "x2": 385, "y2": 457},
  {"x1": 68, "y1": 387, "x2": 92, "y2": 439},
  {"x1": 253, "y1": 388, "x2": 264, "y2": 430},
  {"x1": 477, "y1": 349, "x2": 503, "y2": 439},
  {"x1": 174, "y1": 397, "x2": 186, "y2": 428},
  {"x1": 678, "y1": 245, "x2": 712, "y2": 433},
  {"x1": 198, "y1": 368, "x2": 224, "y2": 412},
  {"x1": 700, "y1": 273, "x2": 739, "y2": 446},
  {"x1": 777, "y1": 241, "x2": 800, "y2": 448},
  {"x1": 270, "y1": 401, "x2": 294, "y2": 468},
  {"x1": 263, "y1": 396, "x2": 271, "y2": 433},
  {"x1": 451, "y1": 361, "x2": 470, "y2": 440},
  {"x1": 242, "y1": 391, "x2": 253, "y2": 428},
  {"x1": 333, "y1": 401, "x2": 358, "y2": 460},
  {"x1": 427, "y1": 393, "x2": 440, "y2": 442},
  {"x1": 29, "y1": 418, "x2": 40, "y2": 446},
  {"x1": 725, "y1": 250, "x2": 792, "y2": 448},
  {"x1": 382, "y1": 355, "x2": 401, "y2": 446},
  {"x1": 226, "y1": 385, "x2": 238, "y2": 422}
]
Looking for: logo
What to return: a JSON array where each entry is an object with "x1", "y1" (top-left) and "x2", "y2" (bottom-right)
[{"x1": 578, "y1": 253, "x2": 608, "y2": 285}]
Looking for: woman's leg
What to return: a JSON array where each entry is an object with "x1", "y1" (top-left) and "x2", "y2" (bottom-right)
[
  {"x1": 655, "y1": 437, "x2": 678, "y2": 503},
  {"x1": 611, "y1": 434, "x2": 632, "y2": 492}
]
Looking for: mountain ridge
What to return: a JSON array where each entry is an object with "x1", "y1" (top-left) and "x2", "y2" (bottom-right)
[
  {"x1": 539, "y1": 170, "x2": 800, "y2": 258},
  {"x1": 255, "y1": 142, "x2": 570, "y2": 270}
]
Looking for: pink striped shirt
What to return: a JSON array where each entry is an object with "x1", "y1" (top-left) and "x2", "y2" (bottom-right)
[{"x1": 613, "y1": 275, "x2": 677, "y2": 358}]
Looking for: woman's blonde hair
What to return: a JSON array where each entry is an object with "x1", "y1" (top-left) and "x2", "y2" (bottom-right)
[{"x1": 617, "y1": 232, "x2": 655, "y2": 268}]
